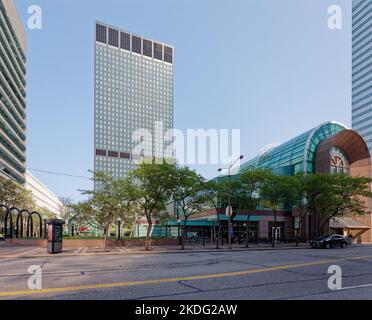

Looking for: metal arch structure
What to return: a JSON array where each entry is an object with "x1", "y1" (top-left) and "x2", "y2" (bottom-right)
[
  {"x1": 4, "y1": 207, "x2": 20, "y2": 239},
  {"x1": 28, "y1": 211, "x2": 43, "y2": 238},
  {"x1": 16, "y1": 209, "x2": 30, "y2": 238},
  {"x1": 2, "y1": 205, "x2": 44, "y2": 239}
]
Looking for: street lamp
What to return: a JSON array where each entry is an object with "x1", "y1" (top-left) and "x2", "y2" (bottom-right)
[
  {"x1": 218, "y1": 155, "x2": 244, "y2": 250},
  {"x1": 117, "y1": 217, "x2": 122, "y2": 240},
  {"x1": 43, "y1": 216, "x2": 48, "y2": 240}
]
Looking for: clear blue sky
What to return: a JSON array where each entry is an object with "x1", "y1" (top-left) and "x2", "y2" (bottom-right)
[{"x1": 14, "y1": 0, "x2": 352, "y2": 201}]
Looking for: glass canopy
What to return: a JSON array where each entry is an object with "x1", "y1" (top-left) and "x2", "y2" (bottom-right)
[{"x1": 239, "y1": 122, "x2": 348, "y2": 176}]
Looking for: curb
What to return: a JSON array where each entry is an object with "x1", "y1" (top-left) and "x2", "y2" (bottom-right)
[
  {"x1": 1, "y1": 244, "x2": 368, "y2": 260},
  {"x1": 0, "y1": 245, "x2": 313, "y2": 260}
]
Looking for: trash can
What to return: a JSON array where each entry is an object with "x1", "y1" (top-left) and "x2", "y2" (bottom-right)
[{"x1": 47, "y1": 219, "x2": 65, "y2": 254}]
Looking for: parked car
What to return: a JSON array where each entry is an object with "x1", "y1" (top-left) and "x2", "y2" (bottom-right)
[{"x1": 310, "y1": 234, "x2": 348, "y2": 249}]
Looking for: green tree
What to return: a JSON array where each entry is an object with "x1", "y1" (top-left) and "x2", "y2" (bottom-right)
[
  {"x1": 172, "y1": 167, "x2": 207, "y2": 250},
  {"x1": 260, "y1": 173, "x2": 296, "y2": 247},
  {"x1": 317, "y1": 174, "x2": 372, "y2": 236},
  {"x1": 80, "y1": 171, "x2": 126, "y2": 251},
  {"x1": 0, "y1": 179, "x2": 36, "y2": 228},
  {"x1": 234, "y1": 169, "x2": 268, "y2": 247},
  {"x1": 125, "y1": 162, "x2": 178, "y2": 251},
  {"x1": 203, "y1": 179, "x2": 224, "y2": 249}
]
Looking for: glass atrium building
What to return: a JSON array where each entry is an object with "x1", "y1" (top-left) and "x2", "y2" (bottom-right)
[{"x1": 188, "y1": 122, "x2": 372, "y2": 244}]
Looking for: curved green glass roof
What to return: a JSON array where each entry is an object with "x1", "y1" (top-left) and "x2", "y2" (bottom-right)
[{"x1": 239, "y1": 122, "x2": 348, "y2": 175}]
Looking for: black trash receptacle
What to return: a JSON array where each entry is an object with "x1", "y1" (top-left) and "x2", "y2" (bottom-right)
[{"x1": 47, "y1": 219, "x2": 65, "y2": 254}]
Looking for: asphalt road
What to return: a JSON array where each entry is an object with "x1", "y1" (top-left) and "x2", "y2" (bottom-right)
[{"x1": 0, "y1": 246, "x2": 372, "y2": 300}]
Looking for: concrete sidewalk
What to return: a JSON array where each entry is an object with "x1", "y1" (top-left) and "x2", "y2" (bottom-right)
[{"x1": 0, "y1": 242, "x2": 319, "y2": 259}]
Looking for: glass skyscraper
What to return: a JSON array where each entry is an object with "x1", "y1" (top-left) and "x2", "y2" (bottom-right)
[
  {"x1": 94, "y1": 22, "x2": 174, "y2": 181},
  {"x1": 0, "y1": 0, "x2": 27, "y2": 184},
  {"x1": 352, "y1": 0, "x2": 372, "y2": 154}
]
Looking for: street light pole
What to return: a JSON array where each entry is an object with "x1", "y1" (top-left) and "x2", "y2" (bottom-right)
[
  {"x1": 227, "y1": 167, "x2": 232, "y2": 250},
  {"x1": 219, "y1": 155, "x2": 244, "y2": 250}
]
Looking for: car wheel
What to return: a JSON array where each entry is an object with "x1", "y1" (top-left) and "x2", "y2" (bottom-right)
[
  {"x1": 325, "y1": 243, "x2": 331, "y2": 249},
  {"x1": 341, "y1": 242, "x2": 347, "y2": 249}
]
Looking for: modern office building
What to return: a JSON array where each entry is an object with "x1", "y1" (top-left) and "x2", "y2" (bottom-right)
[
  {"x1": 187, "y1": 122, "x2": 372, "y2": 244},
  {"x1": 352, "y1": 0, "x2": 372, "y2": 155},
  {"x1": 0, "y1": 0, "x2": 27, "y2": 184},
  {"x1": 94, "y1": 22, "x2": 174, "y2": 182},
  {"x1": 25, "y1": 171, "x2": 63, "y2": 217}
]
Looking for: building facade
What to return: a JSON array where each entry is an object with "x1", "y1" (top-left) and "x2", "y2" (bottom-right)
[
  {"x1": 189, "y1": 122, "x2": 372, "y2": 244},
  {"x1": 0, "y1": 0, "x2": 27, "y2": 184},
  {"x1": 352, "y1": 0, "x2": 372, "y2": 155},
  {"x1": 25, "y1": 171, "x2": 63, "y2": 217},
  {"x1": 94, "y1": 22, "x2": 174, "y2": 182}
]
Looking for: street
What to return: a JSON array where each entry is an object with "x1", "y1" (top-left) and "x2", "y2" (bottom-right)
[{"x1": 0, "y1": 245, "x2": 372, "y2": 300}]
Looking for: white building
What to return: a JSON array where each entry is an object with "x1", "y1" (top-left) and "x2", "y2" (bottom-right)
[{"x1": 25, "y1": 171, "x2": 63, "y2": 217}]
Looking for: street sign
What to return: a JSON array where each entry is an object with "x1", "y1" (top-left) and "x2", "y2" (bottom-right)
[
  {"x1": 226, "y1": 205, "x2": 233, "y2": 218},
  {"x1": 294, "y1": 217, "x2": 300, "y2": 230}
]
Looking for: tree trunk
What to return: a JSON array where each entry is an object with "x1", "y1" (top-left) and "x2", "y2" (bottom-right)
[
  {"x1": 181, "y1": 219, "x2": 187, "y2": 250},
  {"x1": 103, "y1": 226, "x2": 109, "y2": 252},
  {"x1": 145, "y1": 222, "x2": 153, "y2": 251},
  {"x1": 245, "y1": 211, "x2": 251, "y2": 248},
  {"x1": 319, "y1": 214, "x2": 336, "y2": 237},
  {"x1": 272, "y1": 210, "x2": 277, "y2": 248}
]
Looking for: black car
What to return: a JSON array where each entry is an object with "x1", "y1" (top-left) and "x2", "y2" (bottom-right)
[{"x1": 310, "y1": 234, "x2": 348, "y2": 249}]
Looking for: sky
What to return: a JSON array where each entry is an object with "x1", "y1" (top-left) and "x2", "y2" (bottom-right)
[{"x1": 14, "y1": 0, "x2": 352, "y2": 202}]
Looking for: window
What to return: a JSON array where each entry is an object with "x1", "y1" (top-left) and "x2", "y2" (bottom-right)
[
  {"x1": 108, "y1": 28, "x2": 119, "y2": 47},
  {"x1": 154, "y1": 43, "x2": 163, "y2": 61},
  {"x1": 132, "y1": 36, "x2": 142, "y2": 54},
  {"x1": 96, "y1": 24, "x2": 107, "y2": 44},
  {"x1": 120, "y1": 152, "x2": 131, "y2": 159},
  {"x1": 330, "y1": 147, "x2": 349, "y2": 175},
  {"x1": 120, "y1": 32, "x2": 131, "y2": 51},
  {"x1": 143, "y1": 39, "x2": 153, "y2": 58},
  {"x1": 108, "y1": 151, "x2": 119, "y2": 158},
  {"x1": 164, "y1": 46, "x2": 173, "y2": 64},
  {"x1": 96, "y1": 149, "x2": 107, "y2": 156}
]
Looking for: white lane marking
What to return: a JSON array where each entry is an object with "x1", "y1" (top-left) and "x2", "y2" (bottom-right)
[{"x1": 339, "y1": 283, "x2": 372, "y2": 291}]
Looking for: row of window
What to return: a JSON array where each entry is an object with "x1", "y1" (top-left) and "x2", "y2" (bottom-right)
[{"x1": 96, "y1": 24, "x2": 173, "y2": 64}]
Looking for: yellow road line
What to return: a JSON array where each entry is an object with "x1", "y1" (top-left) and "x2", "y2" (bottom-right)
[{"x1": 0, "y1": 254, "x2": 371, "y2": 298}]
